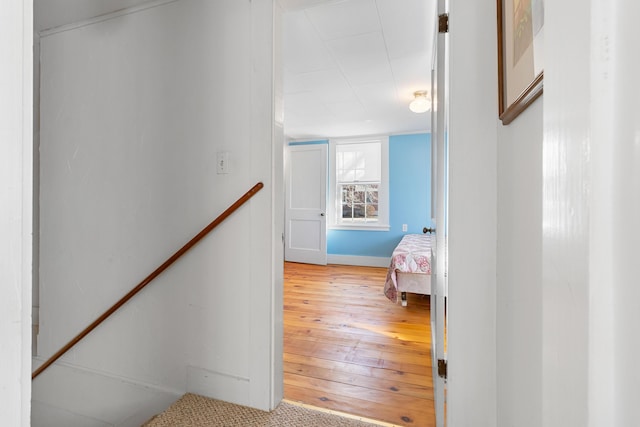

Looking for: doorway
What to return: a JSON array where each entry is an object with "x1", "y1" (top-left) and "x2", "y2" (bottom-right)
[{"x1": 279, "y1": 1, "x2": 440, "y2": 424}]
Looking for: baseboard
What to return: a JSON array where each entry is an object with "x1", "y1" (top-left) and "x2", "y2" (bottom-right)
[
  {"x1": 327, "y1": 254, "x2": 390, "y2": 268},
  {"x1": 186, "y1": 365, "x2": 251, "y2": 407}
]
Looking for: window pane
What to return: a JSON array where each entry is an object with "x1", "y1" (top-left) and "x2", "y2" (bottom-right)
[
  {"x1": 365, "y1": 191, "x2": 376, "y2": 203},
  {"x1": 338, "y1": 183, "x2": 379, "y2": 222},
  {"x1": 341, "y1": 204, "x2": 352, "y2": 219},
  {"x1": 366, "y1": 204, "x2": 378, "y2": 219},
  {"x1": 341, "y1": 186, "x2": 350, "y2": 203},
  {"x1": 365, "y1": 184, "x2": 378, "y2": 201},
  {"x1": 353, "y1": 190, "x2": 365, "y2": 204},
  {"x1": 341, "y1": 184, "x2": 351, "y2": 219}
]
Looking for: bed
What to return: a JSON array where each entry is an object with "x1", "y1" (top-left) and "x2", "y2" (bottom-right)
[{"x1": 384, "y1": 233, "x2": 433, "y2": 306}]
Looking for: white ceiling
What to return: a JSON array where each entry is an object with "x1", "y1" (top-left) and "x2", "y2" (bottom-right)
[
  {"x1": 34, "y1": 0, "x2": 437, "y2": 140},
  {"x1": 281, "y1": 0, "x2": 436, "y2": 140}
]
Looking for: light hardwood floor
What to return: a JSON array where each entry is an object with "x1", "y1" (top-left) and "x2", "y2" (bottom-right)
[{"x1": 283, "y1": 262, "x2": 435, "y2": 427}]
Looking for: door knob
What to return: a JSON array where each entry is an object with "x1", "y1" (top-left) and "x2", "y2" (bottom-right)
[
  {"x1": 423, "y1": 227, "x2": 435, "y2": 234},
  {"x1": 320, "y1": 213, "x2": 325, "y2": 216}
]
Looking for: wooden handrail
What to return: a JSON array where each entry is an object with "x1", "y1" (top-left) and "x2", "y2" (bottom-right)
[{"x1": 32, "y1": 182, "x2": 264, "y2": 380}]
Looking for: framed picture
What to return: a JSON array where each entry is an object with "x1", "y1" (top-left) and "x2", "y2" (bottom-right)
[{"x1": 497, "y1": 0, "x2": 544, "y2": 125}]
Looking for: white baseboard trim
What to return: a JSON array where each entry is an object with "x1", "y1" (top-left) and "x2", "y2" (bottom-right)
[
  {"x1": 186, "y1": 365, "x2": 250, "y2": 407},
  {"x1": 327, "y1": 254, "x2": 390, "y2": 268}
]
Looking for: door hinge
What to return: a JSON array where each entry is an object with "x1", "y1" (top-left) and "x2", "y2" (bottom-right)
[
  {"x1": 438, "y1": 13, "x2": 449, "y2": 34},
  {"x1": 438, "y1": 358, "x2": 448, "y2": 379}
]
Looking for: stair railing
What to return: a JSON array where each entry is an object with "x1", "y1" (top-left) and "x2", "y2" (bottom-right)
[{"x1": 32, "y1": 182, "x2": 264, "y2": 380}]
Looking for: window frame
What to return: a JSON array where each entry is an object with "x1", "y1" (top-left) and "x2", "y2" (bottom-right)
[{"x1": 328, "y1": 136, "x2": 390, "y2": 231}]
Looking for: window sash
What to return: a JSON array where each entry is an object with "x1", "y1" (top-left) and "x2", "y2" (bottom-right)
[
  {"x1": 336, "y1": 142, "x2": 381, "y2": 183},
  {"x1": 339, "y1": 183, "x2": 379, "y2": 223}
]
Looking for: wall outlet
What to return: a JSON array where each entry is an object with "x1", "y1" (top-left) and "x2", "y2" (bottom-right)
[
  {"x1": 402, "y1": 224, "x2": 408, "y2": 232},
  {"x1": 216, "y1": 151, "x2": 229, "y2": 174}
]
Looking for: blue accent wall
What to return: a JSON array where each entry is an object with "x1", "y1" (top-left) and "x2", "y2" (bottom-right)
[{"x1": 289, "y1": 133, "x2": 433, "y2": 258}]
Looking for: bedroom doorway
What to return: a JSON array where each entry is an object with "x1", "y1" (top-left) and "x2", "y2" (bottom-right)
[{"x1": 279, "y1": 0, "x2": 441, "y2": 425}]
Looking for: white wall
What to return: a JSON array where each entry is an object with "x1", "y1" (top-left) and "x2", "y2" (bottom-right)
[
  {"x1": 496, "y1": 99, "x2": 543, "y2": 427},
  {"x1": 544, "y1": 0, "x2": 640, "y2": 426},
  {"x1": 542, "y1": 0, "x2": 590, "y2": 425},
  {"x1": 37, "y1": 0, "x2": 280, "y2": 412},
  {"x1": 492, "y1": 0, "x2": 640, "y2": 425},
  {"x1": 447, "y1": 0, "x2": 497, "y2": 425},
  {"x1": 599, "y1": 4, "x2": 640, "y2": 424},
  {"x1": 0, "y1": 1, "x2": 33, "y2": 425}
]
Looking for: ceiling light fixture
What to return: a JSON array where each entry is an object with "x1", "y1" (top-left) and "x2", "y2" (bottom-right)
[{"x1": 409, "y1": 90, "x2": 430, "y2": 113}]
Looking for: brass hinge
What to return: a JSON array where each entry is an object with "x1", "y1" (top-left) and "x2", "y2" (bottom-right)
[
  {"x1": 438, "y1": 13, "x2": 449, "y2": 34},
  {"x1": 438, "y1": 359, "x2": 448, "y2": 379}
]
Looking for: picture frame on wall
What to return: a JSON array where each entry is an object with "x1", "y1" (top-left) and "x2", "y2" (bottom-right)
[{"x1": 497, "y1": 0, "x2": 544, "y2": 125}]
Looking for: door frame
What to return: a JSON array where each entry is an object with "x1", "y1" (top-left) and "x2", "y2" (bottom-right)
[
  {"x1": 1, "y1": 1, "x2": 34, "y2": 423},
  {"x1": 431, "y1": 1, "x2": 449, "y2": 425}
]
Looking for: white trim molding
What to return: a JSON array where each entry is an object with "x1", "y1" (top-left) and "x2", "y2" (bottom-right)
[{"x1": 327, "y1": 255, "x2": 390, "y2": 268}]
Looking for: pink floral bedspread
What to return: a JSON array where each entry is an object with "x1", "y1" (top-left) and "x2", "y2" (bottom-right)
[{"x1": 384, "y1": 234, "x2": 433, "y2": 303}]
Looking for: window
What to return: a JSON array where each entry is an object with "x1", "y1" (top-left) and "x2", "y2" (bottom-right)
[
  {"x1": 340, "y1": 184, "x2": 379, "y2": 222},
  {"x1": 329, "y1": 137, "x2": 389, "y2": 230}
]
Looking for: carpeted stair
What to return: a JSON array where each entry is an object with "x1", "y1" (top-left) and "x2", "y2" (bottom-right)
[{"x1": 143, "y1": 393, "x2": 392, "y2": 427}]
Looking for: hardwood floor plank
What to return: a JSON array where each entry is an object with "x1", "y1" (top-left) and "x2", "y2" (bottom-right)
[
  {"x1": 284, "y1": 353, "x2": 432, "y2": 388},
  {"x1": 284, "y1": 328, "x2": 430, "y2": 357},
  {"x1": 283, "y1": 262, "x2": 435, "y2": 426},
  {"x1": 285, "y1": 382, "x2": 434, "y2": 427},
  {"x1": 284, "y1": 361, "x2": 433, "y2": 399},
  {"x1": 284, "y1": 315, "x2": 429, "y2": 347}
]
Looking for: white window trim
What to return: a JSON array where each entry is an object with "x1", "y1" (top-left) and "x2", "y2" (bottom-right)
[{"x1": 328, "y1": 136, "x2": 389, "y2": 231}]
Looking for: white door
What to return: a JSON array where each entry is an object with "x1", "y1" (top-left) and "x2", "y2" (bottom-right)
[
  {"x1": 431, "y1": 1, "x2": 449, "y2": 426},
  {"x1": 285, "y1": 144, "x2": 327, "y2": 265}
]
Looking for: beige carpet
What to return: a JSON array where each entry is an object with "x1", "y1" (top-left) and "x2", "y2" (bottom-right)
[{"x1": 143, "y1": 393, "x2": 393, "y2": 427}]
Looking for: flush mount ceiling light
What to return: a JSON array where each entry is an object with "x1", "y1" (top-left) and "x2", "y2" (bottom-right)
[{"x1": 409, "y1": 90, "x2": 430, "y2": 113}]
